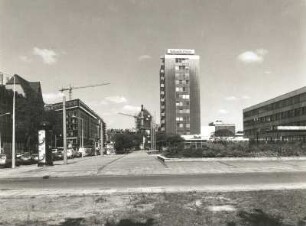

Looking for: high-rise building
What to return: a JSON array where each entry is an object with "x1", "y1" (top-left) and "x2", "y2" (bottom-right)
[{"x1": 160, "y1": 49, "x2": 201, "y2": 135}]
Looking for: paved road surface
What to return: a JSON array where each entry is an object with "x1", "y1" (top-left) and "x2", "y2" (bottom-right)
[{"x1": 1, "y1": 151, "x2": 306, "y2": 195}]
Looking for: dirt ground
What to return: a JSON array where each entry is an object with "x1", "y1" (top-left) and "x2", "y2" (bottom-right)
[{"x1": 1, "y1": 190, "x2": 306, "y2": 226}]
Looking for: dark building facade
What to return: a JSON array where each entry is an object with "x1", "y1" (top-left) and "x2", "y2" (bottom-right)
[
  {"x1": 243, "y1": 87, "x2": 306, "y2": 142},
  {"x1": 0, "y1": 74, "x2": 44, "y2": 153},
  {"x1": 45, "y1": 99, "x2": 106, "y2": 150},
  {"x1": 209, "y1": 120, "x2": 236, "y2": 137},
  {"x1": 160, "y1": 49, "x2": 201, "y2": 135}
]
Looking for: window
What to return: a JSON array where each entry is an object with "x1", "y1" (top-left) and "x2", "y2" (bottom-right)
[{"x1": 186, "y1": 124, "x2": 190, "y2": 128}]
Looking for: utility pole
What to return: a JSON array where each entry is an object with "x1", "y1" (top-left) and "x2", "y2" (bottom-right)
[{"x1": 63, "y1": 94, "x2": 67, "y2": 164}]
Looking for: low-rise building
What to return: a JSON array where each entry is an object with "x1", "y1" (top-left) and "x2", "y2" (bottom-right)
[{"x1": 243, "y1": 86, "x2": 306, "y2": 142}]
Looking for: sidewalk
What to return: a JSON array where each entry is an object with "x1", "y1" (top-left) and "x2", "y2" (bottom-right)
[{"x1": 1, "y1": 151, "x2": 306, "y2": 179}]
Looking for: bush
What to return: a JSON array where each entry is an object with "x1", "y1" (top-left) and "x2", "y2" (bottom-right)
[{"x1": 162, "y1": 142, "x2": 306, "y2": 158}]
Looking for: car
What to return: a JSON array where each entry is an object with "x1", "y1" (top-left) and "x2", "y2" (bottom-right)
[
  {"x1": 53, "y1": 150, "x2": 64, "y2": 161},
  {"x1": 67, "y1": 148, "x2": 74, "y2": 159},
  {"x1": 31, "y1": 154, "x2": 39, "y2": 163},
  {"x1": 0, "y1": 153, "x2": 21, "y2": 168},
  {"x1": 20, "y1": 152, "x2": 33, "y2": 165}
]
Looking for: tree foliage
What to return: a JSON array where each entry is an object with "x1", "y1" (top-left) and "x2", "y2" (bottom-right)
[
  {"x1": 156, "y1": 132, "x2": 184, "y2": 150},
  {"x1": 114, "y1": 132, "x2": 142, "y2": 154}
]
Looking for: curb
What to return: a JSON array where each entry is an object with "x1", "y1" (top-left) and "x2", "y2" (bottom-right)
[{"x1": 157, "y1": 155, "x2": 306, "y2": 162}]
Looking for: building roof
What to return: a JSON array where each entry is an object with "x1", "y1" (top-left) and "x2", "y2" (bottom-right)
[
  {"x1": 243, "y1": 86, "x2": 306, "y2": 112},
  {"x1": 6, "y1": 74, "x2": 44, "y2": 104}
]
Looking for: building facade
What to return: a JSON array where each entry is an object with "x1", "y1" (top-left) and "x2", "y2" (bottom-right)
[
  {"x1": 209, "y1": 120, "x2": 236, "y2": 137},
  {"x1": 160, "y1": 49, "x2": 201, "y2": 135},
  {"x1": 243, "y1": 87, "x2": 306, "y2": 142},
  {"x1": 0, "y1": 74, "x2": 44, "y2": 153},
  {"x1": 45, "y1": 99, "x2": 106, "y2": 150}
]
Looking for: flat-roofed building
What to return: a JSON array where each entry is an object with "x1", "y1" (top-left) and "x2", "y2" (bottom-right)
[
  {"x1": 160, "y1": 49, "x2": 201, "y2": 135},
  {"x1": 243, "y1": 86, "x2": 306, "y2": 142},
  {"x1": 45, "y1": 99, "x2": 106, "y2": 150}
]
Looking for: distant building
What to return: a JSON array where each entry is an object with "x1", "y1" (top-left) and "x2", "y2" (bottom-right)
[
  {"x1": 160, "y1": 49, "x2": 201, "y2": 135},
  {"x1": 209, "y1": 120, "x2": 235, "y2": 137},
  {"x1": 45, "y1": 99, "x2": 106, "y2": 150},
  {"x1": 243, "y1": 86, "x2": 306, "y2": 142},
  {"x1": 0, "y1": 74, "x2": 44, "y2": 153}
]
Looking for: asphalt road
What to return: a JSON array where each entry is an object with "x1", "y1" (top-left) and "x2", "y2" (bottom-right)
[{"x1": 1, "y1": 171, "x2": 306, "y2": 191}]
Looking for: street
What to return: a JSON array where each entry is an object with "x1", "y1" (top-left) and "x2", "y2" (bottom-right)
[
  {"x1": 2, "y1": 151, "x2": 306, "y2": 225},
  {"x1": 1, "y1": 151, "x2": 306, "y2": 195}
]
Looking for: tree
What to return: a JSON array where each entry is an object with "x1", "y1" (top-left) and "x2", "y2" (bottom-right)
[
  {"x1": 113, "y1": 132, "x2": 142, "y2": 154},
  {"x1": 156, "y1": 132, "x2": 184, "y2": 150}
]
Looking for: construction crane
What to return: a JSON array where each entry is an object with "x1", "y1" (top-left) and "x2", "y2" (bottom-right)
[{"x1": 59, "y1": 82, "x2": 110, "y2": 100}]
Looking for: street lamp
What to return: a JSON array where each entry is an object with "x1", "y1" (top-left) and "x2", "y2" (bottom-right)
[
  {"x1": 12, "y1": 75, "x2": 16, "y2": 168},
  {"x1": 0, "y1": 113, "x2": 11, "y2": 154}
]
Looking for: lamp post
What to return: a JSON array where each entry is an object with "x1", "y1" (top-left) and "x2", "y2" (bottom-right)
[
  {"x1": 12, "y1": 75, "x2": 16, "y2": 168},
  {"x1": 0, "y1": 113, "x2": 11, "y2": 154}
]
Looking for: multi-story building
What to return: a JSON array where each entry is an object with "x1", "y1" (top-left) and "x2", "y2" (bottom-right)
[
  {"x1": 45, "y1": 99, "x2": 106, "y2": 150},
  {"x1": 0, "y1": 74, "x2": 44, "y2": 153},
  {"x1": 243, "y1": 86, "x2": 306, "y2": 142},
  {"x1": 160, "y1": 49, "x2": 201, "y2": 135}
]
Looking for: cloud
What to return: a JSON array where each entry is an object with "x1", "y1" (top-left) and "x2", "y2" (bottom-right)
[
  {"x1": 43, "y1": 92, "x2": 64, "y2": 103},
  {"x1": 237, "y1": 49, "x2": 268, "y2": 64},
  {"x1": 138, "y1": 55, "x2": 151, "y2": 61},
  {"x1": 87, "y1": 100, "x2": 109, "y2": 107},
  {"x1": 225, "y1": 96, "x2": 238, "y2": 101},
  {"x1": 218, "y1": 109, "x2": 229, "y2": 114},
  {"x1": 122, "y1": 105, "x2": 141, "y2": 114},
  {"x1": 33, "y1": 47, "x2": 58, "y2": 65},
  {"x1": 264, "y1": 70, "x2": 272, "y2": 75},
  {"x1": 105, "y1": 96, "x2": 127, "y2": 103},
  {"x1": 241, "y1": 95, "x2": 250, "y2": 100},
  {"x1": 19, "y1": 55, "x2": 31, "y2": 63}
]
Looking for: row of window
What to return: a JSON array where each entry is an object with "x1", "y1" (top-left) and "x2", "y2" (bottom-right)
[
  {"x1": 175, "y1": 80, "x2": 189, "y2": 85},
  {"x1": 176, "y1": 101, "x2": 189, "y2": 107},
  {"x1": 177, "y1": 123, "x2": 191, "y2": 128},
  {"x1": 177, "y1": 108, "x2": 190, "y2": 114},
  {"x1": 244, "y1": 107, "x2": 306, "y2": 127},
  {"x1": 244, "y1": 92, "x2": 306, "y2": 117},
  {"x1": 176, "y1": 87, "x2": 189, "y2": 92}
]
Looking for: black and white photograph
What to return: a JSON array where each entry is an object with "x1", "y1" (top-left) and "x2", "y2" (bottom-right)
[{"x1": 0, "y1": 0, "x2": 306, "y2": 225}]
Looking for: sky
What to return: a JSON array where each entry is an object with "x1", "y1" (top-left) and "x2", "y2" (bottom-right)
[{"x1": 0, "y1": 0, "x2": 306, "y2": 132}]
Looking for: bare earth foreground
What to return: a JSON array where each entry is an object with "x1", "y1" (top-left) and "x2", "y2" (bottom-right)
[
  {"x1": 1, "y1": 190, "x2": 306, "y2": 226},
  {"x1": 1, "y1": 151, "x2": 306, "y2": 225}
]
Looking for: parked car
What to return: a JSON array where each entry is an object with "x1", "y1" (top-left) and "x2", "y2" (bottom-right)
[
  {"x1": 31, "y1": 154, "x2": 39, "y2": 163},
  {"x1": 0, "y1": 153, "x2": 21, "y2": 168},
  {"x1": 53, "y1": 150, "x2": 64, "y2": 161},
  {"x1": 67, "y1": 148, "x2": 74, "y2": 159},
  {"x1": 20, "y1": 152, "x2": 33, "y2": 165}
]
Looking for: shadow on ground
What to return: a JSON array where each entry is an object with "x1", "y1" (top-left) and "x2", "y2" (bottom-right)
[
  {"x1": 105, "y1": 218, "x2": 155, "y2": 226},
  {"x1": 227, "y1": 209, "x2": 306, "y2": 226}
]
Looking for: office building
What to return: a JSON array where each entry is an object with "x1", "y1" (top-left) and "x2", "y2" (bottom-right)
[
  {"x1": 243, "y1": 86, "x2": 306, "y2": 142},
  {"x1": 160, "y1": 49, "x2": 201, "y2": 135},
  {"x1": 45, "y1": 99, "x2": 106, "y2": 150}
]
